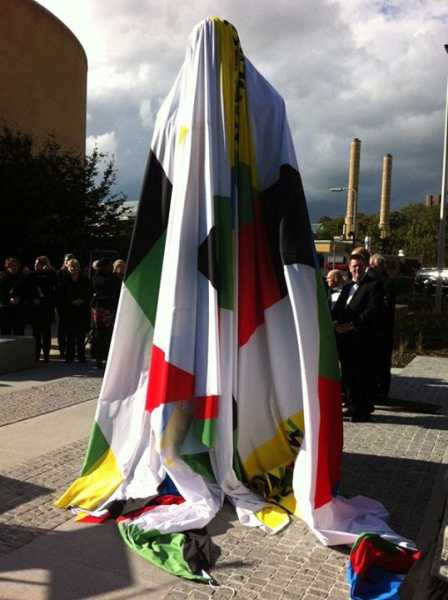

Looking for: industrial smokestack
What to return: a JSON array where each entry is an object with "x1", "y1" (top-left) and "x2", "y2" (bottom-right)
[
  {"x1": 379, "y1": 153, "x2": 392, "y2": 239},
  {"x1": 343, "y1": 138, "x2": 361, "y2": 241}
]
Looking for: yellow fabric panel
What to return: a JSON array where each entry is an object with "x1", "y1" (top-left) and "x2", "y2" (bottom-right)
[
  {"x1": 255, "y1": 505, "x2": 289, "y2": 532},
  {"x1": 55, "y1": 448, "x2": 123, "y2": 511},
  {"x1": 213, "y1": 18, "x2": 258, "y2": 185},
  {"x1": 214, "y1": 18, "x2": 237, "y2": 167},
  {"x1": 243, "y1": 411, "x2": 304, "y2": 480}
]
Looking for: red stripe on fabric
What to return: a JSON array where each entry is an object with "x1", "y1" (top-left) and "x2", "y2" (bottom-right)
[
  {"x1": 314, "y1": 376, "x2": 343, "y2": 509},
  {"x1": 238, "y1": 204, "x2": 283, "y2": 347},
  {"x1": 351, "y1": 536, "x2": 422, "y2": 575},
  {"x1": 78, "y1": 513, "x2": 111, "y2": 524},
  {"x1": 194, "y1": 395, "x2": 219, "y2": 419},
  {"x1": 146, "y1": 345, "x2": 195, "y2": 411},
  {"x1": 116, "y1": 495, "x2": 185, "y2": 523}
]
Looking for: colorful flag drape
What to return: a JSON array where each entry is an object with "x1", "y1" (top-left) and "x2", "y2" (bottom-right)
[
  {"x1": 57, "y1": 17, "x2": 402, "y2": 580},
  {"x1": 347, "y1": 533, "x2": 422, "y2": 600}
]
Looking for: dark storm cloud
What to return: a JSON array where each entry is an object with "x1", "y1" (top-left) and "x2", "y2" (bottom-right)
[{"x1": 39, "y1": 0, "x2": 448, "y2": 223}]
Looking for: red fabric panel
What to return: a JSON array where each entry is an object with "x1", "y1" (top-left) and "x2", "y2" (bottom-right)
[
  {"x1": 238, "y1": 204, "x2": 283, "y2": 347},
  {"x1": 351, "y1": 534, "x2": 422, "y2": 576},
  {"x1": 314, "y1": 376, "x2": 343, "y2": 509},
  {"x1": 78, "y1": 513, "x2": 111, "y2": 524},
  {"x1": 116, "y1": 495, "x2": 185, "y2": 523},
  {"x1": 146, "y1": 345, "x2": 195, "y2": 411},
  {"x1": 194, "y1": 395, "x2": 219, "y2": 420}
]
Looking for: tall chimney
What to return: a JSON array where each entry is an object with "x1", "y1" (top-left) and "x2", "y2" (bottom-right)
[
  {"x1": 343, "y1": 138, "x2": 361, "y2": 241},
  {"x1": 379, "y1": 153, "x2": 392, "y2": 239}
]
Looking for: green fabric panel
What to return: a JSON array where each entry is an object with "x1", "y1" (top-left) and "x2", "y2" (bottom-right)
[
  {"x1": 181, "y1": 452, "x2": 216, "y2": 483},
  {"x1": 237, "y1": 163, "x2": 255, "y2": 226},
  {"x1": 315, "y1": 270, "x2": 340, "y2": 381},
  {"x1": 232, "y1": 446, "x2": 245, "y2": 483},
  {"x1": 214, "y1": 196, "x2": 234, "y2": 310},
  {"x1": 125, "y1": 232, "x2": 166, "y2": 326},
  {"x1": 194, "y1": 418, "x2": 216, "y2": 449},
  {"x1": 80, "y1": 422, "x2": 109, "y2": 476},
  {"x1": 118, "y1": 525, "x2": 207, "y2": 582}
]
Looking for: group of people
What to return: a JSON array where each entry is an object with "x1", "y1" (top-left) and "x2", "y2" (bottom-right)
[
  {"x1": 0, "y1": 253, "x2": 126, "y2": 368},
  {"x1": 326, "y1": 248, "x2": 396, "y2": 423},
  {"x1": 1, "y1": 246, "x2": 395, "y2": 415}
]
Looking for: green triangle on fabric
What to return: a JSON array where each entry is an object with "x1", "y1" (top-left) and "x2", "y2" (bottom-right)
[
  {"x1": 181, "y1": 452, "x2": 216, "y2": 483},
  {"x1": 194, "y1": 418, "x2": 216, "y2": 449},
  {"x1": 80, "y1": 422, "x2": 110, "y2": 476},
  {"x1": 125, "y1": 232, "x2": 166, "y2": 327}
]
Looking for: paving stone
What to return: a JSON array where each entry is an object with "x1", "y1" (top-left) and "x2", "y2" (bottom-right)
[
  {"x1": 1, "y1": 357, "x2": 447, "y2": 599},
  {"x1": 0, "y1": 370, "x2": 101, "y2": 426}
]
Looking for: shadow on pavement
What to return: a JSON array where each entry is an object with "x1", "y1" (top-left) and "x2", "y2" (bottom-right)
[
  {"x1": 0, "y1": 361, "x2": 103, "y2": 387},
  {"x1": 377, "y1": 397, "x2": 442, "y2": 414},
  {"x1": 0, "y1": 475, "x2": 51, "y2": 515},
  {"x1": 341, "y1": 451, "x2": 445, "y2": 540},
  {"x1": 370, "y1": 414, "x2": 448, "y2": 429},
  {"x1": 390, "y1": 374, "x2": 448, "y2": 407},
  {"x1": 0, "y1": 522, "x2": 138, "y2": 600}
]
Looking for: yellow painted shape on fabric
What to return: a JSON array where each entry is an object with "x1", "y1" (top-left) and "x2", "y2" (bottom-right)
[
  {"x1": 212, "y1": 18, "x2": 258, "y2": 185},
  {"x1": 178, "y1": 126, "x2": 189, "y2": 145},
  {"x1": 214, "y1": 18, "x2": 237, "y2": 167},
  {"x1": 159, "y1": 405, "x2": 190, "y2": 457},
  {"x1": 255, "y1": 505, "x2": 289, "y2": 532},
  {"x1": 243, "y1": 411, "x2": 305, "y2": 480},
  {"x1": 277, "y1": 492, "x2": 297, "y2": 515},
  {"x1": 74, "y1": 512, "x2": 89, "y2": 522},
  {"x1": 55, "y1": 448, "x2": 123, "y2": 511}
]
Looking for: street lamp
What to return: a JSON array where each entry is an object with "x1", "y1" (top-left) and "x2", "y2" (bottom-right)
[
  {"x1": 435, "y1": 44, "x2": 448, "y2": 314},
  {"x1": 329, "y1": 186, "x2": 358, "y2": 243}
]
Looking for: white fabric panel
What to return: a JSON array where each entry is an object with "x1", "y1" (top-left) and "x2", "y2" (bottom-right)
[
  {"x1": 284, "y1": 263, "x2": 320, "y2": 523},
  {"x1": 237, "y1": 296, "x2": 304, "y2": 462},
  {"x1": 245, "y1": 58, "x2": 298, "y2": 191},
  {"x1": 210, "y1": 309, "x2": 268, "y2": 513},
  {"x1": 152, "y1": 20, "x2": 230, "y2": 373}
]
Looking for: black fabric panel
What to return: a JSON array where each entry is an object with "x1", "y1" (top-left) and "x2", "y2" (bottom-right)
[
  {"x1": 198, "y1": 226, "x2": 218, "y2": 289},
  {"x1": 183, "y1": 528, "x2": 221, "y2": 575},
  {"x1": 261, "y1": 164, "x2": 315, "y2": 269},
  {"x1": 125, "y1": 151, "x2": 172, "y2": 279}
]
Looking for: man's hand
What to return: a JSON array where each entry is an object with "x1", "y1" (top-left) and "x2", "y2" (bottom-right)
[{"x1": 335, "y1": 322, "x2": 354, "y2": 334}]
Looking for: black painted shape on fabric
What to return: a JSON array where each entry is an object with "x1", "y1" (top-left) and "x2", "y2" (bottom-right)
[
  {"x1": 126, "y1": 152, "x2": 172, "y2": 279},
  {"x1": 198, "y1": 226, "x2": 218, "y2": 289},
  {"x1": 261, "y1": 164, "x2": 315, "y2": 269}
]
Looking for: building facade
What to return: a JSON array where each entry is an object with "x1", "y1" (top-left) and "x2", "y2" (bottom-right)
[{"x1": 0, "y1": 0, "x2": 87, "y2": 155}]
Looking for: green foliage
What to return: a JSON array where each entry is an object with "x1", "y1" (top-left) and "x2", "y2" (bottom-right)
[
  {"x1": 318, "y1": 203, "x2": 441, "y2": 264},
  {"x1": 392, "y1": 305, "x2": 448, "y2": 366},
  {"x1": 0, "y1": 126, "x2": 130, "y2": 263}
]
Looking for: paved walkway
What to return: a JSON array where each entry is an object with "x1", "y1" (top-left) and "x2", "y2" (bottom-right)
[{"x1": 0, "y1": 357, "x2": 447, "y2": 599}]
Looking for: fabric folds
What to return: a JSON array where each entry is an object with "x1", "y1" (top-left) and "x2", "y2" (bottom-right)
[{"x1": 56, "y1": 17, "x2": 401, "y2": 581}]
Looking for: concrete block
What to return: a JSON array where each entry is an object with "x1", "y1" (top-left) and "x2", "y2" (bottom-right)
[{"x1": 0, "y1": 336, "x2": 35, "y2": 374}]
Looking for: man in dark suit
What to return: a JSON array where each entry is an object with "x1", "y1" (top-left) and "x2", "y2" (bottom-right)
[
  {"x1": 331, "y1": 255, "x2": 383, "y2": 422},
  {"x1": 369, "y1": 253, "x2": 396, "y2": 399}
]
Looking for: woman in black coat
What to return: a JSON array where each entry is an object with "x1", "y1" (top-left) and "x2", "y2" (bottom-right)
[
  {"x1": 0, "y1": 257, "x2": 28, "y2": 335},
  {"x1": 60, "y1": 259, "x2": 91, "y2": 363},
  {"x1": 91, "y1": 259, "x2": 121, "y2": 368},
  {"x1": 29, "y1": 256, "x2": 57, "y2": 361}
]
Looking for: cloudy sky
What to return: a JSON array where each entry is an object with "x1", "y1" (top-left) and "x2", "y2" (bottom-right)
[{"x1": 37, "y1": 0, "x2": 447, "y2": 221}]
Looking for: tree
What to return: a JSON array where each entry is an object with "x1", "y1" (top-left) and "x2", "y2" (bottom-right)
[
  {"x1": 317, "y1": 203, "x2": 442, "y2": 264},
  {"x1": 0, "y1": 127, "x2": 130, "y2": 265}
]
